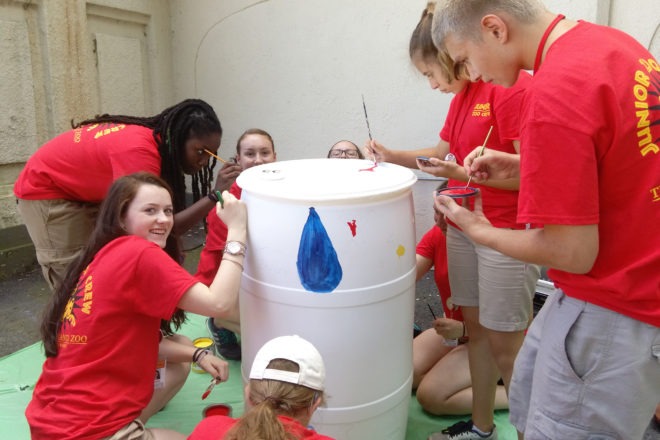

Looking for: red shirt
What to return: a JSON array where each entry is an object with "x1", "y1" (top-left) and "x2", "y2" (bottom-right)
[
  {"x1": 517, "y1": 22, "x2": 660, "y2": 326},
  {"x1": 188, "y1": 414, "x2": 335, "y2": 439},
  {"x1": 14, "y1": 124, "x2": 160, "y2": 202},
  {"x1": 25, "y1": 236, "x2": 197, "y2": 439},
  {"x1": 440, "y1": 74, "x2": 531, "y2": 229},
  {"x1": 195, "y1": 182, "x2": 242, "y2": 285},
  {"x1": 416, "y1": 226, "x2": 463, "y2": 321}
]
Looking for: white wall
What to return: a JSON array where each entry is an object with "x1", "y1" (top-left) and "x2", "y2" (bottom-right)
[
  {"x1": 169, "y1": 0, "x2": 448, "y2": 162},
  {"x1": 168, "y1": 0, "x2": 659, "y2": 241}
]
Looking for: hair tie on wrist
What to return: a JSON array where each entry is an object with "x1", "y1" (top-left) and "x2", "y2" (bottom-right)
[{"x1": 193, "y1": 347, "x2": 206, "y2": 363}]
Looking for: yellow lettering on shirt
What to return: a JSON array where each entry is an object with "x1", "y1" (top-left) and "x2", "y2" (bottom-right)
[
  {"x1": 472, "y1": 103, "x2": 491, "y2": 117},
  {"x1": 73, "y1": 127, "x2": 82, "y2": 143},
  {"x1": 92, "y1": 123, "x2": 127, "y2": 139},
  {"x1": 633, "y1": 59, "x2": 660, "y2": 157},
  {"x1": 81, "y1": 275, "x2": 92, "y2": 314},
  {"x1": 650, "y1": 186, "x2": 660, "y2": 202}
]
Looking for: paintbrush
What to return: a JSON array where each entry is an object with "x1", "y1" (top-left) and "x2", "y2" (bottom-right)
[
  {"x1": 201, "y1": 377, "x2": 219, "y2": 400},
  {"x1": 465, "y1": 125, "x2": 493, "y2": 189},
  {"x1": 204, "y1": 148, "x2": 227, "y2": 164},
  {"x1": 362, "y1": 94, "x2": 373, "y2": 141},
  {"x1": 361, "y1": 94, "x2": 377, "y2": 168},
  {"x1": 427, "y1": 303, "x2": 437, "y2": 320}
]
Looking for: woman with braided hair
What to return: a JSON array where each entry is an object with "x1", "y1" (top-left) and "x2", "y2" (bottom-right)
[
  {"x1": 188, "y1": 335, "x2": 334, "y2": 440},
  {"x1": 14, "y1": 98, "x2": 224, "y2": 291}
]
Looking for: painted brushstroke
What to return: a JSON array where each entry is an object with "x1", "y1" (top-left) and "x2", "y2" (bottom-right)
[
  {"x1": 347, "y1": 219, "x2": 357, "y2": 237},
  {"x1": 297, "y1": 207, "x2": 343, "y2": 293},
  {"x1": 359, "y1": 163, "x2": 377, "y2": 172}
]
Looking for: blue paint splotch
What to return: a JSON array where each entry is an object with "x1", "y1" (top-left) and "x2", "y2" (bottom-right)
[{"x1": 297, "y1": 207, "x2": 343, "y2": 293}]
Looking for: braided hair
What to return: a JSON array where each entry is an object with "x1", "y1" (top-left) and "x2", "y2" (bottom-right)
[{"x1": 72, "y1": 99, "x2": 222, "y2": 213}]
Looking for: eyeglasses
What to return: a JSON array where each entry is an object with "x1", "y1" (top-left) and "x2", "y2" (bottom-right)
[{"x1": 329, "y1": 149, "x2": 360, "y2": 158}]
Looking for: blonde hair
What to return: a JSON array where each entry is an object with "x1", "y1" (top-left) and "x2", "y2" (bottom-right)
[
  {"x1": 410, "y1": 2, "x2": 467, "y2": 83},
  {"x1": 224, "y1": 359, "x2": 323, "y2": 440}
]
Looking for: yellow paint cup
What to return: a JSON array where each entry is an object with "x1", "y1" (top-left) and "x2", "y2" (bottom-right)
[{"x1": 192, "y1": 337, "x2": 215, "y2": 374}]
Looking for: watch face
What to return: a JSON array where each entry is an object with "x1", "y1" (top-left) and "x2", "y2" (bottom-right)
[{"x1": 226, "y1": 241, "x2": 244, "y2": 255}]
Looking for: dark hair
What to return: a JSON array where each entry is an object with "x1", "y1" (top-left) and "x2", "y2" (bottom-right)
[
  {"x1": 235, "y1": 128, "x2": 276, "y2": 155},
  {"x1": 327, "y1": 140, "x2": 364, "y2": 159},
  {"x1": 40, "y1": 172, "x2": 184, "y2": 357},
  {"x1": 224, "y1": 359, "x2": 322, "y2": 440},
  {"x1": 409, "y1": 2, "x2": 467, "y2": 82},
  {"x1": 72, "y1": 99, "x2": 222, "y2": 213}
]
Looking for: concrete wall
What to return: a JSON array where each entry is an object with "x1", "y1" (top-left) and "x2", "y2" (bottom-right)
[
  {"x1": 0, "y1": 0, "x2": 174, "y2": 278},
  {"x1": 0, "y1": 0, "x2": 173, "y2": 231}
]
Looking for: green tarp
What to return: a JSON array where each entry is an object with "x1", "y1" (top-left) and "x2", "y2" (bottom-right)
[{"x1": 0, "y1": 314, "x2": 516, "y2": 439}]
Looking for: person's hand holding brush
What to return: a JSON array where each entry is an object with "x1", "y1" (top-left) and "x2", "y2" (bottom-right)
[{"x1": 463, "y1": 146, "x2": 521, "y2": 184}]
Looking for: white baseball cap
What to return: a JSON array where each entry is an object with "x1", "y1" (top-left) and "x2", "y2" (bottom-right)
[{"x1": 249, "y1": 335, "x2": 326, "y2": 391}]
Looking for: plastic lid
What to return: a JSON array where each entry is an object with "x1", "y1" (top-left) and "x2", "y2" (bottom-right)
[{"x1": 236, "y1": 159, "x2": 417, "y2": 202}]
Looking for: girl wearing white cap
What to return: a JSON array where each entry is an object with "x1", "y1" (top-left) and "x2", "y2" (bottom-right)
[{"x1": 188, "y1": 335, "x2": 333, "y2": 440}]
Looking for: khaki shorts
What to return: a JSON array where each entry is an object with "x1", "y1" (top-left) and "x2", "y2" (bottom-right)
[
  {"x1": 102, "y1": 420, "x2": 156, "y2": 440},
  {"x1": 16, "y1": 198, "x2": 99, "y2": 290},
  {"x1": 446, "y1": 225, "x2": 540, "y2": 332}
]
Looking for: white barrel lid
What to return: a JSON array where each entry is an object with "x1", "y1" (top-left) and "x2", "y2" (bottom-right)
[{"x1": 236, "y1": 158, "x2": 417, "y2": 202}]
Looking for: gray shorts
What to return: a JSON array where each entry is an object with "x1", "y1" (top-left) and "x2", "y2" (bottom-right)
[
  {"x1": 509, "y1": 290, "x2": 660, "y2": 439},
  {"x1": 446, "y1": 225, "x2": 540, "y2": 332}
]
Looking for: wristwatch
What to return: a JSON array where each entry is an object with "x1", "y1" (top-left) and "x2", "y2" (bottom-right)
[{"x1": 224, "y1": 241, "x2": 247, "y2": 256}]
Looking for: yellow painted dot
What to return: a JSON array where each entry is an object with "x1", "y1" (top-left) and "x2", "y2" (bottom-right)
[{"x1": 396, "y1": 245, "x2": 405, "y2": 256}]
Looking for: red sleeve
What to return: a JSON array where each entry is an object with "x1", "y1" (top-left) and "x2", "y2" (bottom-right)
[
  {"x1": 131, "y1": 242, "x2": 197, "y2": 320},
  {"x1": 416, "y1": 227, "x2": 437, "y2": 259}
]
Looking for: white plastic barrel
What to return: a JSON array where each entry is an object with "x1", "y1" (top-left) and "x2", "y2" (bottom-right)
[{"x1": 237, "y1": 158, "x2": 417, "y2": 439}]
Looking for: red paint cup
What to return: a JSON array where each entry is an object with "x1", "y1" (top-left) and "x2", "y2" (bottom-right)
[
  {"x1": 202, "y1": 403, "x2": 233, "y2": 418},
  {"x1": 435, "y1": 186, "x2": 480, "y2": 208}
]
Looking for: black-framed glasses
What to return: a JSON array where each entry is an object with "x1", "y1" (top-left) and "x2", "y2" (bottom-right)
[{"x1": 329, "y1": 149, "x2": 359, "y2": 158}]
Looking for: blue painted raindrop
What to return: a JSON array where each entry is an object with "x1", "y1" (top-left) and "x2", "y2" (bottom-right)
[{"x1": 297, "y1": 207, "x2": 343, "y2": 293}]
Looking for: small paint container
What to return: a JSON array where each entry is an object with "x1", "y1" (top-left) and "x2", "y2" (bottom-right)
[
  {"x1": 202, "y1": 403, "x2": 233, "y2": 418},
  {"x1": 191, "y1": 337, "x2": 215, "y2": 374},
  {"x1": 435, "y1": 186, "x2": 480, "y2": 208}
]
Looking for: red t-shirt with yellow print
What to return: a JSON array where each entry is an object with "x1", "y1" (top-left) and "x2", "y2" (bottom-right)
[
  {"x1": 14, "y1": 124, "x2": 160, "y2": 202},
  {"x1": 26, "y1": 236, "x2": 196, "y2": 439}
]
